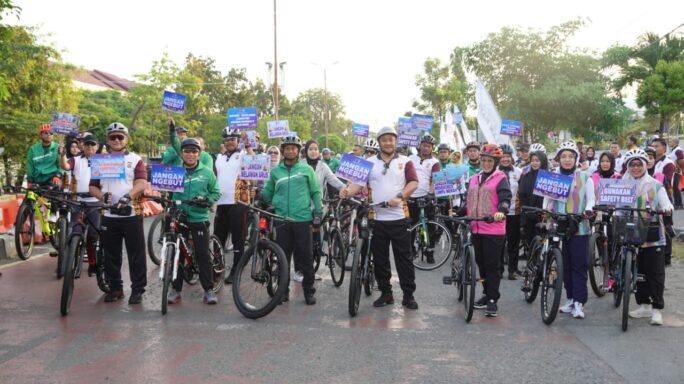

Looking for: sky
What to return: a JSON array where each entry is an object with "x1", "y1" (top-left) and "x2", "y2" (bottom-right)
[{"x1": 10, "y1": 0, "x2": 684, "y2": 131}]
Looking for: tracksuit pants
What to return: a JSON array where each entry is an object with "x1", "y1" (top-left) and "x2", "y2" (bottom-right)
[
  {"x1": 562, "y1": 234, "x2": 589, "y2": 304},
  {"x1": 505, "y1": 215, "x2": 521, "y2": 274},
  {"x1": 173, "y1": 221, "x2": 213, "y2": 292},
  {"x1": 276, "y1": 221, "x2": 315, "y2": 294},
  {"x1": 472, "y1": 234, "x2": 504, "y2": 301},
  {"x1": 372, "y1": 219, "x2": 416, "y2": 297},
  {"x1": 214, "y1": 204, "x2": 246, "y2": 271},
  {"x1": 636, "y1": 246, "x2": 665, "y2": 310},
  {"x1": 101, "y1": 215, "x2": 147, "y2": 293}
]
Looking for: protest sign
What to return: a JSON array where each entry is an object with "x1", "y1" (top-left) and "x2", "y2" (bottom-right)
[
  {"x1": 161, "y1": 91, "x2": 187, "y2": 113},
  {"x1": 239, "y1": 154, "x2": 271, "y2": 181},
  {"x1": 397, "y1": 117, "x2": 421, "y2": 147},
  {"x1": 336, "y1": 154, "x2": 373, "y2": 185},
  {"x1": 150, "y1": 164, "x2": 185, "y2": 192},
  {"x1": 352, "y1": 123, "x2": 369, "y2": 137},
  {"x1": 412, "y1": 114, "x2": 434, "y2": 133},
  {"x1": 227, "y1": 107, "x2": 258, "y2": 129},
  {"x1": 533, "y1": 170, "x2": 573, "y2": 202},
  {"x1": 267, "y1": 120, "x2": 290, "y2": 138},
  {"x1": 90, "y1": 154, "x2": 125, "y2": 180},
  {"x1": 598, "y1": 179, "x2": 637, "y2": 207},
  {"x1": 238, "y1": 130, "x2": 260, "y2": 150},
  {"x1": 500, "y1": 119, "x2": 523, "y2": 136},
  {"x1": 433, "y1": 170, "x2": 458, "y2": 197},
  {"x1": 51, "y1": 112, "x2": 80, "y2": 136}
]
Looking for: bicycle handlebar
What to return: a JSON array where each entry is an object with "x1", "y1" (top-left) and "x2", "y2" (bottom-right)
[
  {"x1": 520, "y1": 206, "x2": 585, "y2": 220},
  {"x1": 142, "y1": 194, "x2": 209, "y2": 208},
  {"x1": 593, "y1": 205, "x2": 665, "y2": 216},
  {"x1": 435, "y1": 214, "x2": 494, "y2": 224},
  {"x1": 237, "y1": 201, "x2": 294, "y2": 222}
]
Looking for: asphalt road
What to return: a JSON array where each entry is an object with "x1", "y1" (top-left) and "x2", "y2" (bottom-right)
[{"x1": 0, "y1": 216, "x2": 683, "y2": 383}]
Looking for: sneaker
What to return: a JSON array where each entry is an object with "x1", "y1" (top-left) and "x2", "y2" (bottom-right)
[
  {"x1": 203, "y1": 290, "x2": 218, "y2": 305},
  {"x1": 292, "y1": 270, "x2": 304, "y2": 283},
  {"x1": 104, "y1": 289, "x2": 124, "y2": 302},
  {"x1": 304, "y1": 292, "x2": 316, "y2": 305},
  {"x1": 224, "y1": 272, "x2": 234, "y2": 285},
  {"x1": 508, "y1": 272, "x2": 519, "y2": 280},
  {"x1": 128, "y1": 291, "x2": 143, "y2": 305},
  {"x1": 373, "y1": 292, "x2": 394, "y2": 307},
  {"x1": 559, "y1": 299, "x2": 575, "y2": 313},
  {"x1": 49, "y1": 251, "x2": 58, "y2": 257},
  {"x1": 167, "y1": 290, "x2": 182, "y2": 304},
  {"x1": 48, "y1": 214, "x2": 57, "y2": 223},
  {"x1": 485, "y1": 300, "x2": 498, "y2": 317},
  {"x1": 82, "y1": 254, "x2": 89, "y2": 262},
  {"x1": 426, "y1": 252, "x2": 435, "y2": 264},
  {"x1": 314, "y1": 273, "x2": 323, "y2": 281},
  {"x1": 571, "y1": 302, "x2": 585, "y2": 319},
  {"x1": 226, "y1": 244, "x2": 234, "y2": 252},
  {"x1": 650, "y1": 309, "x2": 663, "y2": 325},
  {"x1": 87, "y1": 264, "x2": 98, "y2": 277},
  {"x1": 474, "y1": 295, "x2": 488, "y2": 309},
  {"x1": 629, "y1": 304, "x2": 653, "y2": 319},
  {"x1": 402, "y1": 295, "x2": 418, "y2": 310}
]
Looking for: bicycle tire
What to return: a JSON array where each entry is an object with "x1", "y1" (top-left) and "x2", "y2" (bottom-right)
[
  {"x1": 232, "y1": 239, "x2": 288, "y2": 319},
  {"x1": 146, "y1": 213, "x2": 167, "y2": 266},
  {"x1": 312, "y1": 231, "x2": 322, "y2": 273},
  {"x1": 329, "y1": 228, "x2": 345, "y2": 287},
  {"x1": 363, "y1": 240, "x2": 374, "y2": 296},
  {"x1": 60, "y1": 235, "x2": 81, "y2": 316},
  {"x1": 621, "y1": 249, "x2": 633, "y2": 332},
  {"x1": 523, "y1": 237, "x2": 542, "y2": 303},
  {"x1": 540, "y1": 247, "x2": 563, "y2": 325},
  {"x1": 412, "y1": 220, "x2": 452, "y2": 271},
  {"x1": 56, "y1": 216, "x2": 68, "y2": 279},
  {"x1": 94, "y1": 240, "x2": 110, "y2": 293},
  {"x1": 588, "y1": 233, "x2": 606, "y2": 297},
  {"x1": 612, "y1": 257, "x2": 623, "y2": 308},
  {"x1": 209, "y1": 235, "x2": 225, "y2": 293},
  {"x1": 463, "y1": 245, "x2": 476, "y2": 323},
  {"x1": 161, "y1": 242, "x2": 175, "y2": 315},
  {"x1": 14, "y1": 203, "x2": 35, "y2": 260},
  {"x1": 348, "y1": 237, "x2": 364, "y2": 317}
]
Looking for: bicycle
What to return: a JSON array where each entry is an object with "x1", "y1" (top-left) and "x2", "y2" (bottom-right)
[
  {"x1": 519, "y1": 210, "x2": 544, "y2": 303},
  {"x1": 520, "y1": 206, "x2": 584, "y2": 325},
  {"x1": 233, "y1": 201, "x2": 290, "y2": 319},
  {"x1": 438, "y1": 214, "x2": 493, "y2": 323},
  {"x1": 144, "y1": 195, "x2": 225, "y2": 315},
  {"x1": 409, "y1": 195, "x2": 453, "y2": 271},
  {"x1": 10, "y1": 185, "x2": 62, "y2": 262},
  {"x1": 320, "y1": 197, "x2": 346, "y2": 286},
  {"x1": 587, "y1": 209, "x2": 616, "y2": 297}
]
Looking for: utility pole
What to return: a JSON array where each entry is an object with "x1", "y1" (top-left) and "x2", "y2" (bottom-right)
[
  {"x1": 273, "y1": 0, "x2": 279, "y2": 120},
  {"x1": 312, "y1": 61, "x2": 339, "y2": 148}
]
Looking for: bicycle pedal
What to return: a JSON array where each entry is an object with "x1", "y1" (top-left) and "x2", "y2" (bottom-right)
[{"x1": 442, "y1": 276, "x2": 453, "y2": 285}]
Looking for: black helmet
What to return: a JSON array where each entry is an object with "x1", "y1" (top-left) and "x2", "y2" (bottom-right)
[
  {"x1": 437, "y1": 143, "x2": 451, "y2": 152},
  {"x1": 465, "y1": 141, "x2": 481, "y2": 151},
  {"x1": 420, "y1": 133, "x2": 436, "y2": 145},
  {"x1": 500, "y1": 143, "x2": 515, "y2": 156},
  {"x1": 180, "y1": 138, "x2": 201, "y2": 151},
  {"x1": 280, "y1": 135, "x2": 302, "y2": 149},
  {"x1": 516, "y1": 142, "x2": 530, "y2": 151}
]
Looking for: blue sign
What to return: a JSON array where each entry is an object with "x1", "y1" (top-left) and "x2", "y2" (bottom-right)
[
  {"x1": 533, "y1": 170, "x2": 573, "y2": 202},
  {"x1": 397, "y1": 117, "x2": 414, "y2": 130},
  {"x1": 161, "y1": 91, "x2": 187, "y2": 114},
  {"x1": 227, "y1": 107, "x2": 258, "y2": 129},
  {"x1": 352, "y1": 123, "x2": 369, "y2": 137},
  {"x1": 336, "y1": 154, "x2": 373, "y2": 185},
  {"x1": 500, "y1": 119, "x2": 523, "y2": 136},
  {"x1": 90, "y1": 154, "x2": 125, "y2": 180},
  {"x1": 598, "y1": 179, "x2": 637, "y2": 207},
  {"x1": 238, "y1": 130, "x2": 260, "y2": 150},
  {"x1": 433, "y1": 171, "x2": 458, "y2": 197},
  {"x1": 150, "y1": 164, "x2": 185, "y2": 192},
  {"x1": 240, "y1": 154, "x2": 271, "y2": 181},
  {"x1": 51, "y1": 112, "x2": 80, "y2": 136},
  {"x1": 412, "y1": 114, "x2": 434, "y2": 133},
  {"x1": 444, "y1": 164, "x2": 468, "y2": 183},
  {"x1": 267, "y1": 120, "x2": 290, "y2": 139}
]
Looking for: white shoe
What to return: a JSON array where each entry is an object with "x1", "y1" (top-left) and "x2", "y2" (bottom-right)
[
  {"x1": 292, "y1": 270, "x2": 304, "y2": 283},
  {"x1": 226, "y1": 244, "x2": 234, "y2": 252},
  {"x1": 559, "y1": 299, "x2": 574, "y2": 313},
  {"x1": 571, "y1": 302, "x2": 585, "y2": 319},
  {"x1": 629, "y1": 304, "x2": 653, "y2": 319},
  {"x1": 650, "y1": 309, "x2": 663, "y2": 325},
  {"x1": 314, "y1": 273, "x2": 323, "y2": 281},
  {"x1": 48, "y1": 214, "x2": 58, "y2": 223}
]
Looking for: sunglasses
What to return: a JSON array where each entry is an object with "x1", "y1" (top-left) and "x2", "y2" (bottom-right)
[
  {"x1": 382, "y1": 162, "x2": 390, "y2": 175},
  {"x1": 628, "y1": 162, "x2": 644, "y2": 168},
  {"x1": 268, "y1": 151, "x2": 279, "y2": 155},
  {"x1": 108, "y1": 135, "x2": 125, "y2": 141},
  {"x1": 224, "y1": 137, "x2": 238, "y2": 142}
]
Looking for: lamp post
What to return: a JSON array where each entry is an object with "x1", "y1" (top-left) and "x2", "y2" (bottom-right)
[
  {"x1": 311, "y1": 61, "x2": 339, "y2": 148},
  {"x1": 273, "y1": 0, "x2": 279, "y2": 120},
  {"x1": 266, "y1": 61, "x2": 286, "y2": 118}
]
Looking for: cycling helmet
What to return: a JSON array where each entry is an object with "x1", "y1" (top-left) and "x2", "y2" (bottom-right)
[
  {"x1": 529, "y1": 143, "x2": 546, "y2": 154},
  {"x1": 364, "y1": 138, "x2": 379, "y2": 151},
  {"x1": 499, "y1": 143, "x2": 515, "y2": 156},
  {"x1": 420, "y1": 133, "x2": 436, "y2": 145},
  {"x1": 39, "y1": 123, "x2": 51, "y2": 133},
  {"x1": 280, "y1": 135, "x2": 302, "y2": 149},
  {"x1": 556, "y1": 140, "x2": 579, "y2": 159},
  {"x1": 516, "y1": 142, "x2": 530, "y2": 151},
  {"x1": 376, "y1": 126, "x2": 397, "y2": 140},
  {"x1": 644, "y1": 146, "x2": 656, "y2": 157},
  {"x1": 480, "y1": 143, "x2": 503, "y2": 159},
  {"x1": 175, "y1": 126, "x2": 188, "y2": 133},
  {"x1": 465, "y1": 141, "x2": 481, "y2": 151},
  {"x1": 624, "y1": 148, "x2": 648, "y2": 166},
  {"x1": 222, "y1": 127, "x2": 241, "y2": 139},
  {"x1": 321, "y1": 147, "x2": 331, "y2": 154},
  {"x1": 180, "y1": 138, "x2": 201, "y2": 151},
  {"x1": 437, "y1": 143, "x2": 451, "y2": 152},
  {"x1": 106, "y1": 122, "x2": 129, "y2": 136}
]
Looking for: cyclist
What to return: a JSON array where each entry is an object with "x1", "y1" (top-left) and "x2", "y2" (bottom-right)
[
  {"x1": 520, "y1": 143, "x2": 546, "y2": 176},
  {"x1": 590, "y1": 152, "x2": 621, "y2": 192},
  {"x1": 262, "y1": 135, "x2": 323, "y2": 305},
  {"x1": 462, "y1": 144, "x2": 511, "y2": 317},
  {"x1": 364, "y1": 138, "x2": 379, "y2": 158},
  {"x1": 610, "y1": 142, "x2": 624, "y2": 174},
  {"x1": 26, "y1": 123, "x2": 62, "y2": 187},
  {"x1": 499, "y1": 144, "x2": 523, "y2": 280},
  {"x1": 214, "y1": 127, "x2": 253, "y2": 284},
  {"x1": 515, "y1": 142, "x2": 530, "y2": 167},
  {"x1": 166, "y1": 138, "x2": 221, "y2": 305},
  {"x1": 435, "y1": 143, "x2": 457, "y2": 214},
  {"x1": 408, "y1": 134, "x2": 440, "y2": 264},
  {"x1": 162, "y1": 125, "x2": 188, "y2": 166},
  {"x1": 651, "y1": 138, "x2": 676, "y2": 266},
  {"x1": 464, "y1": 141, "x2": 481, "y2": 189},
  {"x1": 321, "y1": 148, "x2": 340, "y2": 173},
  {"x1": 352, "y1": 144, "x2": 365, "y2": 158},
  {"x1": 548, "y1": 140, "x2": 595, "y2": 319},
  {"x1": 622, "y1": 149, "x2": 672, "y2": 325},
  {"x1": 451, "y1": 150, "x2": 462, "y2": 165},
  {"x1": 168, "y1": 120, "x2": 214, "y2": 170},
  {"x1": 584, "y1": 146, "x2": 599, "y2": 174},
  {"x1": 340, "y1": 126, "x2": 420, "y2": 310},
  {"x1": 88, "y1": 122, "x2": 148, "y2": 304}
]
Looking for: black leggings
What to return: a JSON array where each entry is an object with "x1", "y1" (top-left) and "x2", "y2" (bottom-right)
[
  {"x1": 173, "y1": 221, "x2": 213, "y2": 292},
  {"x1": 213, "y1": 204, "x2": 247, "y2": 269},
  {"x1": 472, "y1": 234, "x2": 504, "y2": 302}
]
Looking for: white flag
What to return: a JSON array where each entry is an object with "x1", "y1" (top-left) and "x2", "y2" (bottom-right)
[{"x1": 475, "y1": 79, "x2": 509, "y2": 145}]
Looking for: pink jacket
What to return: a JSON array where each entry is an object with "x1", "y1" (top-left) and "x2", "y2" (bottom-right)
[{"x1": 466, "y1": 171, "x2": 506, "y2": 235}]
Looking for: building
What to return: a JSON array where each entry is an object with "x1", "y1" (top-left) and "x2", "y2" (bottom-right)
[{"x1": 70, "y1": 69, "x2": 136, "y2": 93}]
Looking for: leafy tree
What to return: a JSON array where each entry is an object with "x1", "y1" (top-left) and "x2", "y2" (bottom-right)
[
  {"x1": 291, "y1": 88, "x2": 346, "y2": 139},
  {"x1": 637, "y1": 60, "x2": 684, "y2": 128},
  {"x1": 412, "y1": 57, "x2": 467, "y2": 131}
]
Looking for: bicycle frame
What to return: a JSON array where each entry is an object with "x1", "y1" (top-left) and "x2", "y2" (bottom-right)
[{"x1": 24, "y1": 190, "x2": 55, "y2": 237}]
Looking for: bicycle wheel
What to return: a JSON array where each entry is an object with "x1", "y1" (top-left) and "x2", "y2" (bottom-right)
[
  {"x1": 463, "y1": 245, "x2": 477, "y2": 323},
  {"x1": 60, "y1": 235, "x2": 82, "y2": 316},
  {"x1": 348, "y1": 238, "x2": 364, "y2": 317},
  {"x1": 14, "y1": 203, "x2": 35, "y2": 260},
  {"x1": 232, "y1": 239, "x2": 288, "y2": 319},
  {"x1": 161, "y1": 242, "x2": 175, "y2": 315},
  {"x1": 94, "y1": 240, "x2": 110, "y2": 293},
  {"x1": 612, "y1": 257, "x2": 623, "y2": 308},
  {"x1": 312, "y1": 231, "x2": 322, "y2": 273},
  {"x1": 246, "y1": 212, "x2": 259, "y2": 247},
  {"x1": 209, "y1": 235, "x2": 225, "y2": 293},
  {"x1": 588, "y1": 233, "x2": 606, "y2": 297},
  {"x1": 540, "y1": 248, "x2": 563, "y2": 325},
  {"x1": 363, "y1": 241, "x2": 374, "y2": 296},
  {"x1": 523, "y1": 237, "x2": 542, "y2": 303},
  {"x1": 328, "y1": 228, "x2": 345, "y2": 287},
  {"x1": 412, "y1": 220, "x2": 452, "y2": 271},
  {"x1": 146, "y1": 213, "x2": 167, "y2": 265},
  {"x1": 56, "y1": 216, "x2": 68, "y2": 279},
  {"x1": 621, "y1": 249, "x2": 633, "y2": 332}
]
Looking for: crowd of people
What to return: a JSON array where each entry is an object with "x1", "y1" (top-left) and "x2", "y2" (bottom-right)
[{"x1": 21, "y1": 120, "x2": 680, "y2": 324}]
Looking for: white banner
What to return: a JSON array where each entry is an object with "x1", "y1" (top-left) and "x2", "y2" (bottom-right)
[{"x1": 475, "y1": 79, "x2": 509, "y2": 146}]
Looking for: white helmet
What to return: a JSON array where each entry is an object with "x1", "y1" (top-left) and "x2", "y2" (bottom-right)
[
  {"x1": 556, "y1": 140, "x2": 579, "y2": 159},
  {"x1": 623, "y1": 148, "x2": 648, "y2": 167},
  {"x1": 222, "y1": 127, "x2": 241, "y2": 139},
  {"x1": 376, "y1": 126, "x2": 397, "y2": 140},
  {"x1": 364, "y1": 138, "x2": 379, "y2": 151},
  {"x1": 106, "y1": 122, "x2": 129, "y2": 136},
  {"x1": 530, "y1": 143, "x2": 546, "y2": 154}
]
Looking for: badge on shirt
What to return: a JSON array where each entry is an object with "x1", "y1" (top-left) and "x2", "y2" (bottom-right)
[{"x1": 398, "y1": 163, "x2": 404, "y2": 171}]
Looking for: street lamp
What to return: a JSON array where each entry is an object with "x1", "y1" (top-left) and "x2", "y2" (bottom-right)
[
  {"x1": 311, "y1": 61, "x2": 339, "y2": 148},
  {"x1": 266, "y1": 61, "x2": 286, "y2": 115}
]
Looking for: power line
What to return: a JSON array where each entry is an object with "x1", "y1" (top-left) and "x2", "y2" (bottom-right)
[{"x1": 630, "y1": 21, "x2": 684, "y2": 56}]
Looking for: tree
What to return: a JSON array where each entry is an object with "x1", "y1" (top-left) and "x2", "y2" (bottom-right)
[
  {"x1": 412, "y1": 57, "x2": 467, "y2": 133},
  {"x1": 637, "y1": 60, "x2": 684, "y2": 131},
  {"x1": 291, "y1": 88, "x2": 346, "y2": 139}
]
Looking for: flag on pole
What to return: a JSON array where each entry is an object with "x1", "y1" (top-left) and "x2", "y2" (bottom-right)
[{"x1": 475, "y1": 79, "x2": 509, "y2": 145}]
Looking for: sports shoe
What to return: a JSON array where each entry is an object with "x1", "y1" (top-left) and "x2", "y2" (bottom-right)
[
  {"x1": 373, "y1": 292, "x2": 395, "y2": 307},
  {"x1": 485, "y1": 300, "x2": 498, "y2": 317},
  {"x1": 402, "y1": 295, "x2": 418, "y2": 310},
  {"x1": 87, "y1": 264, "x2": 98, "y2": 277},
  {"x1": 167, "y1": 290, "x2": 182, "y2": 304},
  {"x1": 224, "y1": 271, "x2": 235, "y2": 284},
  {"x1": 203, "y1": 290, "x2": 218, "y2": 305},
  {"x1": 314, "y1": 273, "x2": 323, "y2": 281},
  {"x1": 292, "y1": 270, "x2": 304, "y2": 283},
  {"x1": 104, "y1": 289, "x2": 124, "y2": 302},
  {"x1": 559, "y1": 299, "x2": 575, "y2": 313},
  {"x1": 508, "y1": 272, "x2": 519, "y2": 280},
  {"x1": 629, "y1": 304, "x2": 653, "y2": 319},
  {"x1": 474, "y1": 295, "x2": 488, "y2": 309},
  {"x1": 304, "y1": 292, "x2": 316, "y2": 305},
  {"x1": 128, "y1": 291, "x2": 143, "y2": 305},
  {"x1": 571, "y1": 302, "x2": 585, "y2": 319},
  {"x1": 425, "y1": 251, "x2": 435, "y2": 264},
  {"x1": 650, "y1": 309, "x2": 663, "y2": 325}
]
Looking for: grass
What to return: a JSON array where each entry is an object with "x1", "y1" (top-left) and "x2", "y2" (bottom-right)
[{"x1": 671, "y1": 239, "x2": 684, "y2": 263}]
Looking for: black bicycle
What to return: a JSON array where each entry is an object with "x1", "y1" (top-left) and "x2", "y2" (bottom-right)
[
  {"x1": 587, "y1": 209, "x2": 616, "y2": 297},
  {"x1": 320, "y1": 197, "x2": 346, "y2": 286}
]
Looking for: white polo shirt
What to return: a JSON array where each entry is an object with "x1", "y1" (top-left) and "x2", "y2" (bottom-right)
[
  {"x1": 215, "y1": 151, "x2": 242, "y2": 205},
  {"x1": 409, "y1": 154, "x2": 439, "y2": 198},
  {"x1": 362, "y1": 153, "x2": 418, "y2": 221}
]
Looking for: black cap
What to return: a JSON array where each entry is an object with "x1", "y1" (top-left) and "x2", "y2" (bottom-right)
[
  {"x1": 175, "y1": 126, "x2": 188, "y2": 133},
  {"x1": 82, "y1": 133, "x2": 98, "y2": 144}
]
